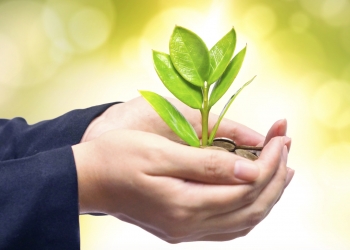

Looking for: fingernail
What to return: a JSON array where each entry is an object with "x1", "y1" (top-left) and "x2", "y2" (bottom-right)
[
  {"x1": 285, "y1": 168, "x2": 295, "y2": 188},
  {"x1": 284, "y1": 136, "x2": 291, "y2": 145},
  {"x1": 278, "y1": 119, "x2": 287, "y2": 135},
  {"x1": 234, "y1": 160, "x2": 260, "y2": 181}
]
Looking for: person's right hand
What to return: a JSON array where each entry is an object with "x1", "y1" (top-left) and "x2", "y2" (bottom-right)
[
  {"x1": 81, "y1": 97, "x2": 291, "y2": 151},
  {"x1": 72, "y1": 127, "x2": 292, "y2": 243}
]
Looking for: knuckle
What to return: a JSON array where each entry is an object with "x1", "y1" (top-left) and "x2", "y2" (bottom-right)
[
  {"x1": 168, "y1": 208, "x2": 190, "y2": 224},
  {"x1": 275, "y1": 164, "x2": 288, "y2": 187},
  {"x1": 203, "y1": 152, "x2": 224, "y2": 181},
  {"x1": 163, "y1": 203, "x2": 197, "y2": 240},
  {"x1": 242, "y1": 187, "x2": 260, "y2": 204},
  {"x1": 248, "y1": 208, "x2": 267, "y2": 227},
  {"x1": 165, "y1": 209, "x2": 192, "y2": 232},
  {"x1": 281, "y1": 173, "x2": 287, "y2": 186},
  {"x1": 270, "y1": 136, "x2": 282, "y2": 145}
]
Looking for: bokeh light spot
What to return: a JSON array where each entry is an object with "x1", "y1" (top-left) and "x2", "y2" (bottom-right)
[
  {"x1": 321, "y1": 0, "x2": 350, "y2": 27},
  {"x1": 0, "y1": 34, "x2": 23, "y2": 86},
  {"x1": 289, "y1": 12, "x2": 310, "y2": 33},
  {"x1": 42, "y1": 7, "x2": 73, "y2": 54},
  {"x1": 243, "y1": 4, "x2": 277, "y2": 39},
  {"x1": 68, "y1": 7, "x2": 111, "y2": 51},
  {"x1": 312, "y1": 80, "x2": 350, "y2": 129},
  {"x1": 321, "y1": 0, "x2": 348, "y2": 19},
  {"x1": 299, "y1": 0, "x2": 323, "y2": 17}
]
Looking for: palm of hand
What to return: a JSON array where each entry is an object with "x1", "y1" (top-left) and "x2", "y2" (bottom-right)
[
  {"x1": 82, "y1": 97, "x2": 203, "y2": 143},
  {"x1": 82, "y1": 96, "x2": 273, "y2": 148}
]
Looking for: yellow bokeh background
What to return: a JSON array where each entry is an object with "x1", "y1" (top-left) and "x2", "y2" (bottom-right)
[{"x1": 1, "y1": 0, "x2": 350, "y2": 249}]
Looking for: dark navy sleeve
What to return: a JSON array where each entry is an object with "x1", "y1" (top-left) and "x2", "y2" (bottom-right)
[
  {"x1": 0, "y1": 103, "x2": 119, "y2": 160},
  {"x1": 0, "y1": 147, "x2": 80, "y2": 249},
  {"x1": 0, "y1": 103, "x2": 119, "y2": 249}
]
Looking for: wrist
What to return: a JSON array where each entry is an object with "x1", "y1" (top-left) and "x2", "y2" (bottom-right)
[
  {"x1": 80, "y1": 112, "x2": 107, "y2": 143},
  {"x1": 80, "y1": 103, "x2": 125, "y2": 143},
  {"x1": 72, "y1": 142, "x2": 105, "y2": 214}
]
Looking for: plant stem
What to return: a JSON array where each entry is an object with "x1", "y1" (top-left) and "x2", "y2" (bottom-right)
[{"x1": 201, "y1": 82, "x2": 209, "y2": 146}]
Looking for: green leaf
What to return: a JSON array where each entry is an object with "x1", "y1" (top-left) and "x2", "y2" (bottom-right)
[
  {"x1": 153, "y1": 51, "x2": 203, "y2": 109},
  {"x1": 169, "y1": 26, "x2": 209, "y2": 87},
  {"x1": 209, "y1": 46, "x2": 247, "y2": 107},
  {"x1": 139, "y1": 90, "x2": 200, "y2": 147},
  {"x1": 208, "y1": 76, "x2": 256, "y2": 144},
  {"x1": 208, "y1": 28, "x2": 236, "y2": 85}
]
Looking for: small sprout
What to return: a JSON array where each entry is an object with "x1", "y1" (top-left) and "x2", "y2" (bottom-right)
[{"x1": 140, "y1": 26, "x2": 258, "y2": 158}]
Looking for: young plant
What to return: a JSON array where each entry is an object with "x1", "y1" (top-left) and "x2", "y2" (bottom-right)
[{"x1": 140, "y1": 26, "x2": 255, "y2": 148}]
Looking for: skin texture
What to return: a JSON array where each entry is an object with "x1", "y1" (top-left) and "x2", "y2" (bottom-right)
[{"x1": 72, "y1": 96, "x2": 294, "y2": 243}]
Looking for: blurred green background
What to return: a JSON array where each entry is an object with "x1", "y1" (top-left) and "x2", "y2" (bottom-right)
[{"x1": 1, "y1": 0, "x2": 350, "y2": 249}]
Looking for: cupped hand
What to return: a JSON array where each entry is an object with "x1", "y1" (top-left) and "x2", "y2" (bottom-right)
[
  {"x1": 72, "y1": 128, "x2": 292, "y2": 243},
  {"x1": 81, "y1": 96, "x2": 265, "y2": 146},
  {"x1": 82, "y1": 96, "x2": 292, "y2": 169}
]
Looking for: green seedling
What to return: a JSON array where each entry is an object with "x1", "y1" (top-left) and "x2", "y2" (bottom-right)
[{"x1": 140, "y1": 26, "x2": 255, "y2": 147}]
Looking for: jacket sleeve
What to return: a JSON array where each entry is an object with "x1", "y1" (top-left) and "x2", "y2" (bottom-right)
[
  {"x1": 0, "y1": 103, "x2": 119, "y2": 160},
  {"x1": 0, "y1": 103, "x2": 118, "y2": 249}
]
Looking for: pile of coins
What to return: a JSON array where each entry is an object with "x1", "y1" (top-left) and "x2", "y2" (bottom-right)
[{"x1": 211, "y1": 137, "x2": 263, "y2": 161}]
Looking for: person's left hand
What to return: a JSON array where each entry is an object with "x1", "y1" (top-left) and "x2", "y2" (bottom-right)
[{"x1": 73, "y1": 129, "x2": 291, "y2": 242}]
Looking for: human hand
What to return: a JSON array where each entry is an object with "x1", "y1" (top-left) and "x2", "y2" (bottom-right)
[
  {"x1": 81, "y1": 96, "x2": 266, "y2": 146},
  {"x1": 81, "y1": 96, "x2": 293, "y2": 185},
  {"x1": 82, "y1": 96, "x2": 292, "y2": 169},
  {"x1": 72, "y1": 128, "x2": 292, "y2": 243}
]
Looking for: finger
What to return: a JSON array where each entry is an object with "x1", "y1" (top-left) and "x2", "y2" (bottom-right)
[
  {"x1": 209, "y1": 114, "x2": 264, "y2": 146},
  {"x1": 285, "y1": 167, "x2": 295, "y2": 188},
  {"x1": 264, "y1": 119, "x2": 287, "y2": 143},
  {"x1": 254, "y1": 147, "x2": 291, "y2": 221},
  {"x1": 148, "y1": 140, "x2": 260, "y2": 184},
  {"x1": 161, "y1": 136, "x2": 286, "y2": 218},
  {"x1": 262, "y1": 119, "x2": 291, "y2": 151},
  {"x1": 196, "y1": 228, "x2": 253, "y2": 241},
  {"x1": 202, "y1": 142, "x2": 288, "y2": 233},
  {"x1": 275, "y1": 167, "x2": 295, "y2": 204}
]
